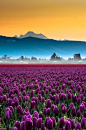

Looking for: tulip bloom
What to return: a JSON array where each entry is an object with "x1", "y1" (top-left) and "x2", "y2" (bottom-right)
[
  {"x1": 71, "y1": 107, "x2": 76, "y2": 116},
  {"x1": 65, "y1": 120, "x2": 71, "y2": 130},
  {"x1": 15, "y1": 121, "x2": 20, "y2": 130},
  {"x1": 24, "y1": 118, "x2": 33, "y2": 130},
  {"x1": 61, "y1": 106, "x2": 67, "y2": 114},
  {"x1": 20, "y1": 121, "x2": 25, "y2": 130},
  {"x1": 75, "y1": 122, "x2": 81, "y2": 130},
  {"x1": 33, "y1": 117, "x2": 37, "y2": 126},
  {"x1": 41, "y1": 123, "x2": 45, "y2": 130},
  {"x1": 36, "y1": 118, "x2": 42, "y2": 128},
  {"x1": 81, "y1": 117, "x2": 86, "y2": 128},
  {"x1": 47, "y1": 119, "x2": 53, "y2": 129},
  {"x1": 46, "y1": 108, "x2": 50, "y2": 115},
  {"x1": 59, "y1": 117, "x2": 65, "y2": 128},
  {"x1": 30, "y1": 101, "x2": 36, "y2": 109},
  {"x1": 46, "y1": 99, "x2": 52, "y2": 108},
  {"x1": 53, "y1": 105, "x2": 58, "y2": 114},
  {"x1": 12, "y1": 127, "x2": 18, "y2": 130},
  {"x1": 52, "y1": 117, "x2": 56, "y2": 127},
  {"x1": 76, "y1": 110, "x2": 81, "y2": 117}
]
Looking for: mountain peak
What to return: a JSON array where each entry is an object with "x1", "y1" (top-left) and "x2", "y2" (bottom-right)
[
  {"x1": 16, "y1": 31, "x2": 48, "y2": 39},
  {"x1": 26, "y1": 31, "x2": 35, "y2": 35}
]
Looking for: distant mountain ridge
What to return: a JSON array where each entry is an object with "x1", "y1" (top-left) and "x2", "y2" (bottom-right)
[
  {"x1": 14, "y1": 31, "x2": 48, "y2": 39},
  {"x1": 0, "y1": 35, "x2": 86, "y2": 59}
]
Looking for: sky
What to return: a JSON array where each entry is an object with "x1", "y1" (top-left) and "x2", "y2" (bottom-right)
[{"x1": 0, "y1": 0, "x2": 86, "y2": 41}]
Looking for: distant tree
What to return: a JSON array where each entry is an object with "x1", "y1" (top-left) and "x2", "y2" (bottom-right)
[
  {"x1": 74, "y1": 53, "x2": 81, "y2": 60},
  {"x1": 20, "y1": 56, "x2": 24, "y2": 60},
  {"x1": 56, "y1": 56, "x2": 61, "y2": 60},
  {"x1": 4, "y1": 55, "x2": 7, "y2": 59},
  {"x1": 50, "y1": 53, "x2": 56, "y2": 60},
  {"x1": 31, "y1": 56, "x2": 37, "y2": 60},
  {"x1": 25, "y1": 57, "x2": 30, "y2": 60},
  {"x1": 68, "y1": 58, "x2": 74, "y2": 61}
]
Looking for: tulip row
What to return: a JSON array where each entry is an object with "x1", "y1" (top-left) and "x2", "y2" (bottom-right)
[{"x1": 0, "y1": 67, "x2": 86, "y2": 130}]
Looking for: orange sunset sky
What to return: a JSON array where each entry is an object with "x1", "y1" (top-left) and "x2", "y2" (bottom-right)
[{"x1": 0, "y1": 0, "x2": 86, "y2": 41}]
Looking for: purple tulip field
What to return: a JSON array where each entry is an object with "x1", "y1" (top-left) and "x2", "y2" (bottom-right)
[{"x1": 0, "y1": 66, "x2": 86, "y2": 130}]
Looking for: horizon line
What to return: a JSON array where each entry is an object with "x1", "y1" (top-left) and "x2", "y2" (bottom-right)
[{"x1": 0, "y1": 34, "x2": 86, "y2": 42}]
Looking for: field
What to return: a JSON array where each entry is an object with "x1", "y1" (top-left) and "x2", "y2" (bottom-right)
[{"x1": 0, "y1": 65, "x2": 86, "y2": 130}]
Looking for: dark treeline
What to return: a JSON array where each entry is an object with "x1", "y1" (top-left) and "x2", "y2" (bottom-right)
[{"x1": 0, "y1": 53, "x2": 85, "y2": 61}]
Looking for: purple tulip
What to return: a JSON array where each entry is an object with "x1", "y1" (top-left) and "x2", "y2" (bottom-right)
[
  {"x1": 24, "y1": 118, "x2": 33, "y2": 130},
  {"x1": 5, "y1": 111, "x2": 10, "y2": 119},
  {"x1": 27, "y1": 114, "x2": 32, "y2": 119},
  {"x1": 72, "y1": 95, "x2": 77, "y2": 102},
  {"x1": 17, "y1": 105, "x2": 22, "y2": 113},
  {"x1": 53, "y1": 105, "x2": 58, "y2": 114},
  {"x1": 61, "y1": 106, "x2": 67, "y2": 114},
  {"x1": 67, "y1": 92, "x2": 72, "y2": 99},
  {"x1": 71, "y1": 107, "x2": 76, "y2": 116},
  {"x1": 79, "y1": 104, "x2": 85, "y2": 112},
  {"x1": 68, "y1": 119, "x2": 75, "y2": 129},
  {"x1": 33, "y1": 117, "x2": 37, "y2": 126},
  {"x1": 38, "y1": 94, "x2": 41, "y2": 101},
  {"x1": 43, "y1": 108, "x2": 47, "y2": 114},
  {"x1": 20, "y1": 121, "x2": 25, "y2": 130},
  {"x1": 39, "y1": 113, "x2": 43, "y2": 118},
  {"x1": 30, "y1": 101, "x2": 36, "y2": 109},
  {"x1": 45, "y1": 117, "x2": 51, "y2": 127},
  {"x1": 51, "y1": 104, "x2": 55, "y2": 111},
  {"x1": 33, "y1": 111, "x2": 39, "y2": 119},
  {"x1": 41, "y1": 97, "x2": 45, "y2": 102},
  {"x1": 22, "y1": 115, "x2": 27, "y2": 121},
  {"x1": 61, "y1": 103, "x2": 65, "y2": 109},
  {"x1": 7, "y1": 98, "x2": 12, "y2": 106},
  {"x1": 80, "y1": 94, "x2": 84, "y2": 100},
  {"x1": 51, "y1": 89, "x2": 55, "y2": 95},
  {"x1": 26, "y1": 96, "x2": 29, "y2": 101},
  {"x1": 36, "y1": 118, "x2": 42, "y2": 128},
  {"x1": 45, "y1": 89, "x2": 49, "y2": 94},
  {"x1": 77, "y1": 98, "x2": 81, "y2": 104},
  {"x1": 49, "y1": 94, "x2": 52, "y2": 100},
  {"x1": 59, "y1": 117, "x2": 65, "y2": 128},
  {"x1": 65, "y1": 120, "x2": 71, "y2": 130},
  {"x1": 46, "y1": 99, "x2": 52, "y2": 108},
  {"x1": 70, "y1": 103, "x2": 74, "y2": 109},
  {"x1": 10, "y1": 106, "x2": 14, "y2": 113},
  {"x1": 46, "y1": 108, "x2": 50, "y2": 115},
  {"x1": 76, "y1": 110, "x2": 81, "y2": 117},
  {"x1": 23, "y1": 90, "x2": 26, "y2": 96},
  {"x1": 12, "y1": 127, "x2": 18, "y2": 130},
  {"x1": 11, "y1": 101, "x2": 15, "y2": 107},
  {"x1": 2, "y1": 128, "x2": 7, "y2": 130},
  {"x1": 3, "y1": 95, "x2": 7, "y2": 101},
  {"x1": 75, "y1": 122, "x2": 81, "y2": 130},
  {"x1": 52, "y1": 117, "x2": 56, "y2": 127},
  {"x1": 25, "y1": 106, "x2": 29, "y2": 112},
  {"x1": 47, "y1": 119, "x2": 53, "y2": 129},
  {"x1": 84, "y1": 111, "x2": 86, "y2": 118},
  {"x1": 81, "y1": 117, "x2": 86, "y2": 128},
  {"x1": 52, "y1": 95, "x2": 56, "y2": 101},
  {"x1": 23, "y1": 96, "x2": 26, "y2": 102},
  {"x1": 60, "y1": 127, "x2": 65, "y2": 130},
  {"x1": 18, "y1": 96, "x2": 22, "y2": 102},
  {"x1": 41, "y1": 123, "x2": 45, "y2": 130},
  {"x1": 15, "y1": 121, "x2": 20, "y2": 130}
]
